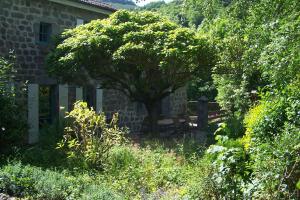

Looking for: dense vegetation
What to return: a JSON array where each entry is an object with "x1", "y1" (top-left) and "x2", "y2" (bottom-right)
[
  {"x1": 47, "y1": 10, "x2": 213, "y2": 133},
  {"x1": 187, "y1": 0, "x2": 300, "y2": 198},
  {"x1": 0, "y1": 103, "x2": 209, "y2": 199},
  {"x1": 0, "y1": 54, "x2": 27, "y2": 149},
  {"x1": 0, "y1": 0, "x2": 299, "y2": 199}
]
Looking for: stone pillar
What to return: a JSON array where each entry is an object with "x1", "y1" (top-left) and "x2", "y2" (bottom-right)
[
  {"x1": 76, "y1": 87, "x2": 83, "y2": 101},
  {"x1": 76, "y1": 19, "x2": 84, "y2": 26},
  {"x1": 28, "y1": 84, "x2": 39, "y2": 144},
  {"x1": 161, "y1": 95, "x2": 171, "y2": 117},
  {"x1": 197, "y1": 96, "x2": 208, "y2": 131},
  {"x1": 96, "y1": 86, "x2": 103, "y2": 113},
  {"x1": 58, "y1": 84, "x2": 68, "y2": 117}
]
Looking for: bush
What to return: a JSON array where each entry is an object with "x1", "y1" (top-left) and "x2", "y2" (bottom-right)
[
  {"x1": 20, "y1": 121, "x2": 66, "y2": 168},
  {"x1": 214, "y1": 116, "x2": 245, "y2": 139},
  {"x1": 208, "y1": 136, "x2": 250, "y2": 199},
  {"x1": 0, "y1": 162, "x2": 120, "y2": 199},
  {"x1": 80, "y1": 184, "x2": 122, "y2": 200},
  {"x1": 103, "y1": 144, "x2": 196, "y2": 199},
  {"x1": 0, "y1": 55, "x2": 27, "y2": 148},
  {"x1": 57, "y1": 101, "x2": 127, "y2": 170},
  {"x1": 244, "y1": 124, "x2": 300, "y2": 199},
  {"x1": 237, "y1": 79, "x2": 300, "y2": 199},
  {"x1": 245, "y1": 77, "x2": 300, "y2": 143}
]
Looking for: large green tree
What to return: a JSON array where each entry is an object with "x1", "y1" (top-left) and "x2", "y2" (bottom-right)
[{"x1": 47, "y1": 10, "x2": 213, "y2": 133}]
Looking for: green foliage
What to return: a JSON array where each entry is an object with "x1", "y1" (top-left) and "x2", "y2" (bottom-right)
[
  {"x1": 104, "y1": 145, "x2": 187, "y2": 198},
  {"x1": 241, "y1": 79, "x2": 300, "y2": 198},
  {"x1": 0, "y1": 138, "x2": 210, "y2": 199},
  {"x1": 245, "y1": 78, "x2": 300, "y2": 142},
  {"x1": 245, "y1": 124, "x2": 300, "y2": 199},
  {"x1": 20, "y1": 121, "x2": 66, "y2": 168},
  {"x1": 187, "y1": 76, "x2": 216, "y2": 101},
  {"x1": 47, "y1": 10, "x2": 211, "y2": 95},
  {"x1": 47, "y1": 10, "x2": 214, "y2": 133},
  {"x1": 214, "y1": 117, "x2": 245, "y2": 139},
  {"x1": 141, "y1": 0, "x2": 191, "y2": 27},
  {"x1": 57, "y1": 101, "x2": 127, "y2": 170},
  {"x1": 207, "y1": 136, "x2": 250, "y2": 199},
  {"x1": 0, "y1": 162, "x2": 120, "y2": 199},
  {"x1": 192, "y1": 0, "x2": 299, "y2": 119},
  {"x1": 0, "y1": 55, "x2": 27, "y2": 147}
]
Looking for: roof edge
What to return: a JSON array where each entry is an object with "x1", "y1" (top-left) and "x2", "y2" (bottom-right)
[{"x1": 49, "y1": 0, "x2": 117, "y2": 15}]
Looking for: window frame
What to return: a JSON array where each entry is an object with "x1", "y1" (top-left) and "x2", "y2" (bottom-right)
[{"x1": 39, "y1": 22, "x2": 52, "y2": 44}]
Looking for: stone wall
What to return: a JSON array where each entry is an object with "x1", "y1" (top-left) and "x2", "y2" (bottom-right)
[
  {"x1": 102, "y1": 87, "x2": 187, "y2": 134},
  {"x1": 170, "y1": 86, "x2": 187, "y2": 117},
  {"x1": 0, "y1": 0, "x2": 106, "y2": 84},
  {"x1": 0, "y1": 0, "x2": 188, "y2": 135},
  {"x1": 103, "y1": 89, "x2": 148, "y2": 133}
]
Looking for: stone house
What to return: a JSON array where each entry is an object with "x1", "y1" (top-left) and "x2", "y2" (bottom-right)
[{"x1": 0, "y1": 0, "x2": 187, "y2": 143}]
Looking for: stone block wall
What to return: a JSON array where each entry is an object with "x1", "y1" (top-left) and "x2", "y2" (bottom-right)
[
  {"x1": 103, "y1": 89, "x2": 148, "y2": 133},
  {"x1": 169, "y1": 86, "x2": 187, "y2": 117},
  {"x1": 102, "y1": 87, "x2": 187, "y2": 133},
  {"x1": 0, "y1": 0, "x2": 188, "y2": 135},
  {"x1": 0, "y1": 0, "x2": 106, "y2": 84}
]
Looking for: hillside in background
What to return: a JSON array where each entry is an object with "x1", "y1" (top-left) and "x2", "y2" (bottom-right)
[
  {"x1": 140, "y1": 0, "x2": 203, "y2": 27},
  {"x1": 141, "y1": 0, "x2": 188, "y2": 26},
  {"x1": 97, "y1": 0, "x2": 137, "y2": 9}
]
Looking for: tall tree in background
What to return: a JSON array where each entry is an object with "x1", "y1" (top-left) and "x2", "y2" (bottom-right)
[{"x1": 47, "y1": 10, "x2": 214, "y2": 134}]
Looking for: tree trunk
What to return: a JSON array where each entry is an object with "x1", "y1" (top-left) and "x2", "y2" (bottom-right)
[{"x1": 144, "y1": 101, "x2": 160, "y2": 136}]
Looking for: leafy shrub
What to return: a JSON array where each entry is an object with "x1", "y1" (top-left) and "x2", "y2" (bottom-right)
[
  {"x1": 186, "y1": 155, "x2": 220, "y2": 199},
  {"x1": 80, "y1": 184, "x2": 122, "y2": 200},
  {"x1": 214, "y1": 115, "x2": 245, "y2": 139},
  {"x1": 57, "y1": 101, "x2": 127, "y2": 169},
  {"x1": 20, "y1": 121, "x2": 66, "y2": 168},
  {"x1": 245, "y1": 98, "x2": 286, "y2": 142},
  {"x1": 106, "y1": 145, "x2": 139, "y2": 175},
  {"x1": 186, "y1": 135, "x2": 251, "y2": 199},
  {"x1": 209, "y1": 136, "x2": 250, "y2": 199},
  {"x1": 245, "y1": 77, "x2": 300, "y2": 143},
  {"x1": 241, "y1": 79, "x2": 300, "y2": 198},
  {"x1": 244, "y1": 124, "x2": 300, "y2": 199},
  {"x1": 0, "y1": 162, "x2": 120, "y2": 199},
  {"x1": 0, "y1": 55, "x2": 27, "y2": 147},
  {"x1": 104, "y1": 144, "x2": 193, "y2": 199},
  {"x1": 0, "y1": 163, "x2": 36, "y2": 197}
]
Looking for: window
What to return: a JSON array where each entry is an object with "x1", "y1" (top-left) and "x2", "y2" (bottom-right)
[{"x1": 39, "y1": 22, "x2": 52, "y2": 43}]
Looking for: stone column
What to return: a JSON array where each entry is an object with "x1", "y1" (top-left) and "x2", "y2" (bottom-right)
[
  {"x1": 76, "y1": 19, "x2": 84, "y2": 26},
  {"x1": 76, "y1": 87, "x2": 83, "y2": 101},
  {"x1": 161, "y1": 95, "x2": 171, "y2": 117},
  {"x1": 96, "y1": 86, "x2": 103, "y2": 113},
  {"x1": 197, "y1": 96, "x2": 208, "y2": 131},
  {"x1": 28, "y1": 84, "x2": 39, "y2": 144},
  {"x1": 58, "y1": 84, "x2": 68, "y2": 117}
]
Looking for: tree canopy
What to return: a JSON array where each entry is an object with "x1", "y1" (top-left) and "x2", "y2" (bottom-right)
[{"x1": 47, "y1": 10, "x2": 214, "y2": 132}]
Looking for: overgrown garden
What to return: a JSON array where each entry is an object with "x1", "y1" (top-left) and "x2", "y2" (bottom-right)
[{"x1": 0, "y1": 0, "x2": 299, "y2": 199}]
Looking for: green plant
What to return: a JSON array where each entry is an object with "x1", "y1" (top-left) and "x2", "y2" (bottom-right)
[
  {"x1": 214, "y1": 116, "x2": 245, "y2": 139},
  {"x1": 0, "y1": 162, "x2": 120, "y2": 199},
  {"x1": 80, "y1": 184, "x2": 122, "y2": 200},
  {"x1": 47, "y1": 10, "x2": 214, "y2": 134},
  {"x1": 244, "y1": 124, "x2": 300, "y2": 199},
  {"x1": 207, "y1": 136, "x2": 251, "y2": 199},
  {"x1": 12, "y1": 120, "x2": 67, "y2": 169},
  {"x1": 57, "y1": 101, "x2": 127, "y2": 170},
  {"x1": 0, "y1": 55, "x2": 27, "y2": 147}
]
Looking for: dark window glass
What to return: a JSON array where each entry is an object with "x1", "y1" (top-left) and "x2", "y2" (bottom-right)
[
  {"x1": 83, "y1": 86, "x2": 96, "y2": 109},
  {"x1": 39, "y1": 22, "x2": 52, "y2": 43}
]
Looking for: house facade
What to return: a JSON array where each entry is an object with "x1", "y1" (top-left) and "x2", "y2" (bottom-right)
[{"x1": 0, "y1": 0, "x2": 187, "y2": 143}]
